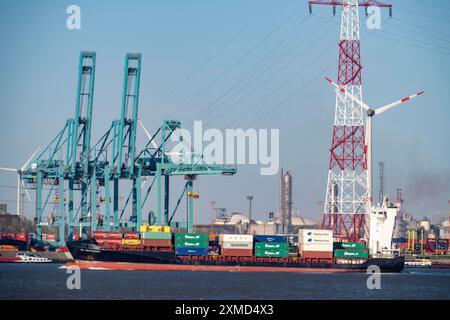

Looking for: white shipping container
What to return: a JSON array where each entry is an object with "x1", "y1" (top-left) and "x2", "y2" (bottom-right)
[
  {"x1": 299, "y1": 242, "x2": 333, "y2": 252},
  {"x1": 299, "y1": 237, "x2": 332, "y2": 244},
  {"x1": 219, "y1": 234, "x2": 253, "y2": 243},
  {"x1": 299, "y1": 229, "x2": 333, "y2": 239},
  {"x1": 222, "y1": 242, "x2": 253, "y2": 249}
]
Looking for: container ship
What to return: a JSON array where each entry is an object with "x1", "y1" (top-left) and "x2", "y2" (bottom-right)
[{"x1": 66, "y1": 227, "x2": 405, "y2": 273}]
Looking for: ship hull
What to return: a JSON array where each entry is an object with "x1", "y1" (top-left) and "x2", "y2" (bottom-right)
[{"x1": 67, "y1": 240, "x2": 404, "y2": 273}]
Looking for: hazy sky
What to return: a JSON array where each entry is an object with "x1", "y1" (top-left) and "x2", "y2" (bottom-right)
[{"x1": 0, "y1": 0, "x2": 449, "y2": 225}]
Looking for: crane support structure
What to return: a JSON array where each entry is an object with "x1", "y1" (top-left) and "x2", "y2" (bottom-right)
[{"x1": 20, "y1": 51, "x2": 237, "y2": 245}]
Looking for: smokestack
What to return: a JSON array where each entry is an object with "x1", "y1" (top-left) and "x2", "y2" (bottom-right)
[{"x1": 280, "y1": 170, "x2": 293, "y2": 234}]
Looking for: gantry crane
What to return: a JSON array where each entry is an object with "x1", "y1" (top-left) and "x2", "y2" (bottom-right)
[
  {"x1": 21, "y1": 52, "x2": 96, "y2": 244},
  {"x1": 20, "y1": 51, "x2": 237, "y2": 244}
]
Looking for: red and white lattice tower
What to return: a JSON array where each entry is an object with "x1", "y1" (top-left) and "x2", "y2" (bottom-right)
[{"x1": 309, "y1": 0, "x2": 391, "y2": 242}]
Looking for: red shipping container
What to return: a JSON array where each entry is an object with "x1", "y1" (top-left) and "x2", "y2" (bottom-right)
[
  {"x1": 106, "y1": 239, "x2": 122, "y2": 245},
  {"x1": 301, "y1": 251, "x2": 333, "y2": 259},
  {"x1": 93, "y1": 232, "x2": 107, "y2": 239},
  {"x1": 46, "y1": 234, "x2": 56, "y2": 241},
  {"x1": 221, "y1": 248, "x2": 253, "y2": 257},
  {"x1": 124, "y1": 233, "x2": 140, "y2": 239},
  {"x1": 141, "y1": 239, "x2": 172, "y2": 247},
  {"x1": 107, "y1": 232, "x2": 123, "y2": 239},
  {"x1": 16, "y1": 233, "x2": 26, "y2": 241},
  {"x1": 96, "y1": 239, "x2": 107, "y2": 245}
]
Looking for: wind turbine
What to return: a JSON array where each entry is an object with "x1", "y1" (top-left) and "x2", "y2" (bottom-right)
[
  {"x1": 325, "y1": 76, "x2": 425, "y2": 207},
  {"x1": 0, "y1": 147, "x2": 41, "y2": 215}
]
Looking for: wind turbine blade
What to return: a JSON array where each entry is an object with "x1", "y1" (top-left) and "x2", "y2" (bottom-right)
[
  {"x1": 138, "y1": 120, "x2": 158, "y2": 149},
  {"x1": 0, "y1": 167, "x2": 18, "y2": 172},
  {"x1": 21, "y1": 147, "x2": 41, "y2": 171},
  {"x1": 21, "y1": 180, "x2": 32, "y2": 201},
  {"x1": 325, "y1": 77, "x2": 370, "y2": 111},
  {"x1": 374, "y1": 91, "x2": 425, "y2": 115}
]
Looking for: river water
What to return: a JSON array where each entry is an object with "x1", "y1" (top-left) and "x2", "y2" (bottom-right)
[{"x1": 0, "y1": 264, "x2": 449, "y2": 300}]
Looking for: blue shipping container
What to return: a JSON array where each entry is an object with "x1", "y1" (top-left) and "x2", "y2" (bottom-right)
[
  {"x1": 253, "y1": 235, "x2": 287, "y2": 243},
  {"x1": 175, "y1": 248, "x2": 209, "y2": 255}
]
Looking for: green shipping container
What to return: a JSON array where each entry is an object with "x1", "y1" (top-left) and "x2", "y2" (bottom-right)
[
  {"x1": 334, "y1": 242, "x2": 366, "y2": 250},
  {"x1": 334, "y1": 249, "x2": 369, "y2": 259},
  {"x1": 255, "y1": 248, "x2": 289, "y2": 258},
  {"x1": 175, "y1": 233, "x2": 209, "y2": 242},
  {"x1": 175, "y1": 240, "x2": 209, "y2": 248},
  {"x1": 141, "y1": 232, "x2": 172, "y2": 240},
  {"x1": 255, "y1": 242, "x2": 289, "y2": 250}
]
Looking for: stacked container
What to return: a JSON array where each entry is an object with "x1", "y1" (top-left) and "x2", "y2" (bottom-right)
[
  {"x1": 333, "y1": 242, "x2": 369, "y2": 259},
  {"x1": 140, "y1": 225, "x2": 172, "y2": 248},
  {"x1": 140, "y1": 224, "x2": 171, "y2": 233},
  {"x1": 220, "y1": 234, "x2": 253, "y2": 257},
  {"x1": 175, "y1": 234, "x2": 209, "y2": 255},
  {"x1": 298, "y1": 229, "x2": 333, "y2": 259},
  {"x1": 254, "y1": 235, "x2": 289, "y2": 258},
  {"x1": 92, "y1": 232, "x2": 123, "y2": 245}
]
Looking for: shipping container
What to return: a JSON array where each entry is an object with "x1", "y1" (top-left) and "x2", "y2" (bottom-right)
[
  {"x1": 141, "y1": 239, "x2": 172, "y2": 247},
  {"x1": 46, "y1": 234, "x2": 56, "y2": 241},
  {"x1": 175, "y1": 247, "x2": 209, "y2": 255},
  {"x1": 255, "y1": 242, "x2": 289, "y2": 250},
  {"x1": 253, "y1": 235, "x2": 287, "y2": 243},
  {"x1": 175, "y1": 240, "x2": 209, "y2": 248},
  {"x1": 107, "y1": 232, "x2": 123, "y2": 239},
  {"x1": 300, "y1": 251, "x2": 334, "y2": 259},
  {"x1": 123, "y1": 232, "x2": 140, "y2": 239},
  {"x1": 220, "y1": 248, "x2": 253, "y2": 257},
  {"x1": 219, "y1": 234, "x2": 253, "y2": 243},
  {"x1": 299, "y1": 242, "x2": 333, "y2": 252},
  {"x1": 122, "y1": 239, "x2": 140, "y2": 246},
  {"x1": 141, "y1": 232, "x2": 172, "y2": 240},
  {"x1": 15, "y1": 233, "x2": 26, "y2": 241},
  {"x1": 334, "y1": 249, "x2": 369, "y2": 259},
  {"x1": 299, "y1": 229, "x2": 333, "y2": 239},
  {"x1": 92, "y1": 232, "x2": 108, "y2": 239},
  {"x1": 333, "y1": 242, "x2": 366, "y2": 250},
  {"x1": 222, "y1": 242, "x2": 253, "y2": 249},
  {"x1": 255, "y1": 249, "x2": 289, "y2": 258},
  {"x1": 175, "y1": 233, "x2": 209, "y2": 242},
  {"x1": 209, "y1": 234, "x2": 219, "y2": 241},
  {"x1": 140, "y1": 224, "x2": 171, "y2": 233},
  {"x1": 105, "y1": 239, "x2": 122, "y2": 245}
]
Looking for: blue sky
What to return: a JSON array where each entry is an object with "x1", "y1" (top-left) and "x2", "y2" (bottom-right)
[{"x1": 0, "y1": 0, "x2": 449, "y2": 224}]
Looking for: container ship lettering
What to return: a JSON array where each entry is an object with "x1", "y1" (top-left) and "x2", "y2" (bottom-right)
[{"x1": 67, "y1": 226, "x2": 405, "y2": 273}]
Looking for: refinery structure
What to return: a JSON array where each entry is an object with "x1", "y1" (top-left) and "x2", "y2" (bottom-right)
[{"x1": 0, "y1": 0, "x2": 449, "y2": 270}]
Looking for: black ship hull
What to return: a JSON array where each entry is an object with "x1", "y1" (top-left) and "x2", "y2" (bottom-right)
[{"x1": 67, "y1": 239, "x2": 405, "y2": 273}]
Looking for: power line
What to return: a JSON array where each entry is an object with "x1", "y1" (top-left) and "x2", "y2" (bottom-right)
[
  {"x1": 393, "y1": 17, "x2": 450, "y2": 38},
  {"x1": 188, "y1": 12, "x2": 312, "y2": 123},
  {"x1": 192, "y1": 16, "x2": 334, "y2": 128},
  {"x1": 388, "y1": 19, "x2": 450, "y2": 44},
  {"x1": 240, "y1": 24, "x2": 387, "y2": 128},
  {"x1": 396, "y1": 5, "x2": 450, "y2": 23},
  {"x1": 204, "y1": 18, "x2": 337, "y2": 128},
  {"x1": 372, "y1": 32, "x2": 450, "y2": 56},
  {"x1": 151, "y1": 0, "x2": 273, "y2": 109},
  {"x1": 418, "y1": 0, "x2": 450, "y2": 12},
  {"x1": 221, "y1": 39, "x2": 336, "y2": 129},
  {"x1": 382, "y1": 28, "x2": 450, "y2": 52},
  {"x1": 166, "y1": 2, "x2": 307, "y2": 119}
]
